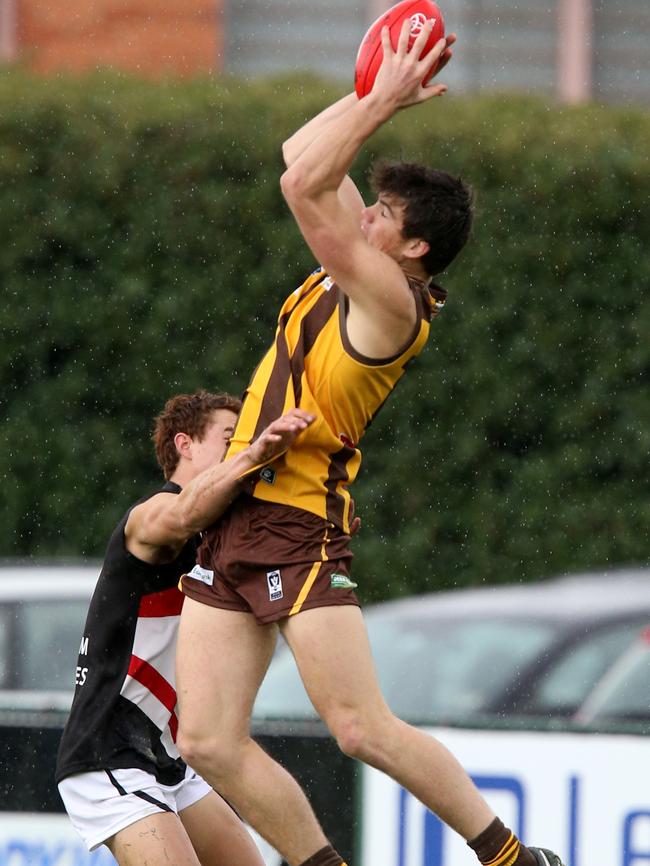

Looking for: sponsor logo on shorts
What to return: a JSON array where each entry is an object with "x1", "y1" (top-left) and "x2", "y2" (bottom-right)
[
  {"x1": 260, "y1": 466, "x2": 276, "y2": 485},
  {"x1": 267, "y1": 569, "x2": 284, "y2": 601},
  {"x1": 186, "y1": 564, "x2": 214, "y2": 586},
  {"x1": 330, "y1": 573, "x2": 358, "y2": 590}
]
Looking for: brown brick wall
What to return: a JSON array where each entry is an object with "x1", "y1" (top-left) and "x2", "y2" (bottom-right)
[{"x1": 18, "y1": 0, "x2": 224, "y2": 76}]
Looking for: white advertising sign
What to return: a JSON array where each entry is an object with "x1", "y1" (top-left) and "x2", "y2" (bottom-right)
[
  {"x1": 0, "y1": 814, "x2": 116, "y2": 865},
  {"x1": 361, "y1": 728, "x2": 650, "y2": 866},
  {"x1": 0, "y1": 812, "x2": 281, "y2": 866}
]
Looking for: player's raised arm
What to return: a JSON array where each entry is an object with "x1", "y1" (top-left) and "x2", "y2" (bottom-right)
[
  {"x1": 280, "y1": 21, "x2": 452, "y2": 346},
  {"x1": 282, "y1": 93, "x2": 366, "y2": 218}
]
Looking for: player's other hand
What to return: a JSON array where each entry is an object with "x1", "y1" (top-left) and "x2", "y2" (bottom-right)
[
  {"x1": 435, "y1": 32, "x2": 456, "y2": 77},
  {"x1": 349, "y1": 496, "x2": 361, "y2": 536},
  {"x1": 249, "y1": 408, "x2": 315, "y2": 466}
]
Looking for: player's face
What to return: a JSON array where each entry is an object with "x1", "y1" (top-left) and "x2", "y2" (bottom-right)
[
  {"x1": 190, "y1": 409, "x2": 238, "y2": 473},
  {"x1": 360, "y1": 194, "x2": 407, "y2": 259}
]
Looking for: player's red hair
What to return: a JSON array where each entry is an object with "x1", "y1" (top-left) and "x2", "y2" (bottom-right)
[{"x1": 152, "y1": 390, "x2": 242, "y2": 479}]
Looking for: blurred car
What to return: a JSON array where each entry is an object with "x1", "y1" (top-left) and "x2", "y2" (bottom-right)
[
  {"x1": 0, "y1": 563, "x2": 99, "y2": 717},
  {"x1": 253, "y1": 567, "x2": 650, "y2": 727},
  {"x1": 574, "y1": 624, "x2": 650, "y2": 727},
  {"x1": 0, "y1": 563, "x2": 100, "y2": 815}
]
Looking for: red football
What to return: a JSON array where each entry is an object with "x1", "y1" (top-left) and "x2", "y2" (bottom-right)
[{"x1": 354, "y1": 0, "x2": 445, "y2": 99}]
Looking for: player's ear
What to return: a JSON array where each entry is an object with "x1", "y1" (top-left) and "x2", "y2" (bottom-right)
[
  {"x1": 174, "y1": 431, "x2": 193, "y2": 461},
  {"x1": 403, "y1": 237, "x2": 430, "y2": 261}
]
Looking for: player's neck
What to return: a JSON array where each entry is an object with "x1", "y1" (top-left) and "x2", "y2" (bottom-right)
[{"x1": 168, "y1": 464, "x2": 192, "y2": 490}]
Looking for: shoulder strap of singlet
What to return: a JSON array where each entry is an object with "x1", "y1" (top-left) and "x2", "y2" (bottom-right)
[{"x1": 406, "y1": 275, "x2": 448, "y2": 322}]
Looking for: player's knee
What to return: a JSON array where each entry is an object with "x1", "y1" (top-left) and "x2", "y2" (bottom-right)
[
  {"x1": 328, "y1": 711, "x2": 373, "y2": 760},
  {"x1": 326, "y1": 705, "x2": 397, "y2": 762},
  {"x1": 177, "y1": 725, "x2": 239, "y2": 779},
  {"x1": 336, "y1": 728, "x2": 368, "y2": 760},
  {"x1": 176, "y1": 725, "x2": 210, "y2": 771}
]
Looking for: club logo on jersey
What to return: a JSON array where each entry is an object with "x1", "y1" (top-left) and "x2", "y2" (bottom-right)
[
  {"x1": 267, "y1": 569, "x2": 284, "y2": 601},
  {"x1": 330, "y1": 573, "x2": 358, "y2": 590},
  {"x1": 260, "y1": 466, "x2": 276, "y2": 485},
  {"x1": 186, "y1": 564, "x2": 214, "y2": 586}
]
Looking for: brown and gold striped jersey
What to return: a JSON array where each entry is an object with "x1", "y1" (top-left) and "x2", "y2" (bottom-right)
[{"x1": 226, "y1": 267, "x2": 447, "y2": 533}]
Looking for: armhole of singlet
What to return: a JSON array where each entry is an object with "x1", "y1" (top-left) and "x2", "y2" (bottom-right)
[{"x1": 336, "y1": 288, "x2": 425, "y2": 367}]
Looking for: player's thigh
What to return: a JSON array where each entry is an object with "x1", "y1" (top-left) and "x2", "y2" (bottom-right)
[
  {"x1": 180, "y1": 790, "x2": 264, "y2": 866},
  {"x1": 107, "y1": 811, "x2": 201, "y2": 866},
  {"x1": 176, "y1": 598, "x2": 278, "y2": 735},
  {"x1": 280, "y1": 604, "x2": 390, "y2": 719}
]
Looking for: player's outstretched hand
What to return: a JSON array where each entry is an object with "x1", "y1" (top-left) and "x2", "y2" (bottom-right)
[
  {"x1": 248, "y1": 408, "x2": 315, "y2": 466},
  {"x1": 372, "y1": 19, "x2": 454, "y2": 110}
]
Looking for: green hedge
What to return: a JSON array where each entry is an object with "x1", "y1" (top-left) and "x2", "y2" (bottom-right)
[{"x1": 1, "y1": 70, "x2": 648, "y2": 599}]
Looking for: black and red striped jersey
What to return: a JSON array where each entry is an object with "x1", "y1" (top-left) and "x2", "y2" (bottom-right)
[
  {"x1": 227, "y1": 267, "x2": 446, "y2": 532},
  {"x1": 55, "y1": 482, "x2": 196, "y2": 786}
]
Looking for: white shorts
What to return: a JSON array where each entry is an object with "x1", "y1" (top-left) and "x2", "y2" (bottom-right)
[{"x1": 58, "y1": 765, "x2": 212, "y2": 851}]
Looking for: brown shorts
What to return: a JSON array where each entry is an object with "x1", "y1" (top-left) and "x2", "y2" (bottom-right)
[{"x1": 180, "y1": 495, "x2": 359, "y2": 624}]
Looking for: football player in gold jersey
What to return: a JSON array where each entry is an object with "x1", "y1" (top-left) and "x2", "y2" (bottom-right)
[{"x1": 176, "y1": 20, "x2": 565, "y2": 866}]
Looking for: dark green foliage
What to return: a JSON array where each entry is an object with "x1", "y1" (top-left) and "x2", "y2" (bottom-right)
[{"x1": 1, "y1": 70, "x2": 648, "y2": 597}]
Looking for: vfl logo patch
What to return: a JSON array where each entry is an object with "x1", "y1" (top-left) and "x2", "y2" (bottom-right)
[
  {"x1": 267, "y1": 570, "x2": 284, "y2": 601},
  {"x1": 260, "y1": 466, "x2": 276, "y2": 485},
  {"x1": 186, "y1": 564, "x2": 214, "y2": 586},
  {"x1": 330, "y1": 573, "x2": 358, "y2": 590}
]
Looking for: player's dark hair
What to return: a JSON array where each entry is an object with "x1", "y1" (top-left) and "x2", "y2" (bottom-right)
[
  {"x1": 152, "y1": 390, "x2": 242, "y2": 479},
  {"x1": 370, "y1": 161, "x2": 474, "y2": 276}
]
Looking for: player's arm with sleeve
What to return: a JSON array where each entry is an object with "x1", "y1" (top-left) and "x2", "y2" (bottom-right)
[
  {"x1": 125, "y1": 409, "x2": 314, "y2": 563},
  {"x1": 280, "y1": 22, "x2": 450, "y2": 348}
]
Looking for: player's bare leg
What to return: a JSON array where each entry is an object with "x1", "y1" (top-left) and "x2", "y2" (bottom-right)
[
  {"x1": 181, "y1": 790, "x2": 266, "y2": 866},
  {"x1": 176, "y1": 600, "x2": 336, "y2": 866},
  {"x1": 106, "y1": 790, "x2": 264, "y2": 866},
  {"x1": 107, "y1": 812, "x2": 200, "y2": 866},
  {"x1": 280, "y1": 604, "x2": 495, "y2": 841}
]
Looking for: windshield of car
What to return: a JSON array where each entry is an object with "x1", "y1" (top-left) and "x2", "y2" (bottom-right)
[
  {"x1": 518, "y1": 620, "x2": 643, "y2": 716},
  {"x1": 580, "y1": 639, "x2": 650, "y2": 723},
  {"x1": 365, "y1": 616, "x2": 559, "y2": 721},
  {"x1": 10, "y1": 599, "x2": 88, "y2": 691},
  {"x1": 253, "y1": 615, "x2": 560, "y2": 723}
]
